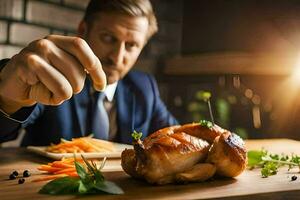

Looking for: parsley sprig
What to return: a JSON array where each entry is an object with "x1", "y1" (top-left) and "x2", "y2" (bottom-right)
[
  {"x1": 247, "y1": 150, "x2": 300, "y2": 178},
  {"x1": 39, "y1": 155, "x2": 123, "y2": 195},
  {"x1": 199, "y1": 119, "x2": 213, "y2": 129},
  {"x1": 131, "y1": 130, "x2": 143, "y2": 141}
]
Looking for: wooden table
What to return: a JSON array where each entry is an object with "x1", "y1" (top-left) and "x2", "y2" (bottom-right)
[{"x1": 1, "y1": 139, "x2": 300, "y2": 200}]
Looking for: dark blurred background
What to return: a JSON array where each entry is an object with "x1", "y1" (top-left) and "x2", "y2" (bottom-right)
[{"x1": 1, "y1": 0, "x2": 300, "y2": 140}]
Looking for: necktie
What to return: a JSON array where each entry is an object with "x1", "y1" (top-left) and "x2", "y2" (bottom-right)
[{"x1": 87, "y1": 91, "x2": 109, "y2": 140}]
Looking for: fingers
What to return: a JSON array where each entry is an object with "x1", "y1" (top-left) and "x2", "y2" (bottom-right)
[
  {"x1": 29, "y1": 82, "x2": 54, "y2": 105},
  {"x1": 1, "y1": 35, "x2": 106, "y2": 108},
  {"x1": 45, "y1": 35, "x2": 107, "y2": 91},
  {"x1": 26, "y1": 54, "x2": 73, "y2": 105},
  {"x1": 28, "y1": 39, "x2": 86, "y2": 94},
  {"x1": 49, "y1": 45, "x2": 86, "y2": 94}
]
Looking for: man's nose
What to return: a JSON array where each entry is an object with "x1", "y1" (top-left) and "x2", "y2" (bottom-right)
[{"x1": 109, "y1": 43, "x2": 125, "y2": 67}]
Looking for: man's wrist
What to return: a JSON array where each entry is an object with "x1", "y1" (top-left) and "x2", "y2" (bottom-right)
[
  {"x1": 0, "y1": 104, "x2": 37, "y2": 123},
  {"x1": 0, "y1": 58, "x2": 23, "y2": 114}
]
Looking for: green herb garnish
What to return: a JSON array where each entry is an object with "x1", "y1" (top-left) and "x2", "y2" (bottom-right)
[
  {"x1": 39, "y1": 156, "x2": 123, "y2": 195},
  {"x1": 199, "y1": 120, "x2": 213, "y2": 129},
  {"x1": 247, "y1": 150, "x2": 300, "y2": 178},
  {"x1": 131, "y1": 130, "x2": 143, "y2": 141},
  {"x1": 196, "y1": 91, "x2": 215, "y2": 125}
]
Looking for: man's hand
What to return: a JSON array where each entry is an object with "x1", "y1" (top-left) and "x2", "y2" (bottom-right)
[{"x1": 0, "y1": 35, "x2": 106, "y2": 114}]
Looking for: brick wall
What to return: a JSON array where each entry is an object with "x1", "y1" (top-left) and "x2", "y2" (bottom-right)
[
  {"x1": 0, "y1": 0, "x2": 183, "y2": 73},
  {"x1": 0, "y1": 0, "x2": 88, "y2": 58}
]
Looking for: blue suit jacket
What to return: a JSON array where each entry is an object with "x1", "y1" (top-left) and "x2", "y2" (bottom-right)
[{"x1": 0, "y1": 70, "x2": 178, "y2": 146}]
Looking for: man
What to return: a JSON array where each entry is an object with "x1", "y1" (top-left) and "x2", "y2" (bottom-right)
[{"x1": 0, "y1": 0, "x2": 177, "y2": 146}]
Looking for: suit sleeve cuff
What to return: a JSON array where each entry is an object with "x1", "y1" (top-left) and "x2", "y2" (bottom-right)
[{"x1": 0, "y1": 105, "x2": 37, "y2": 124}]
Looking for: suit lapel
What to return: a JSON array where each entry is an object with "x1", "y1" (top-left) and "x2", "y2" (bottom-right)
[{"x1": 116, "y1": 80, "x2": 135, "y2": 143}]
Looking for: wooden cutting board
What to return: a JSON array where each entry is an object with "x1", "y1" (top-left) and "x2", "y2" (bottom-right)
[
  {"x1": 100, "y1": 139, "x2": 300, "y2": 200},
  {"x1": 0, "y1": 139, "x2": 300, "y2": 200},
  {"x1": 245, "y1": 138, "x2": 300, "y2": 154}
]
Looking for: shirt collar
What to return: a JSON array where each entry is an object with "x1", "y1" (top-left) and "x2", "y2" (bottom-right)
[{"x1": 103, "y1": 81, "x2": 118, "y2": 102}]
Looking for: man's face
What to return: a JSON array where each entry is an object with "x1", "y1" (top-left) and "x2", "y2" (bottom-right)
[{"x1": 82, "y1": 13, "x2": 149, "y2": 84}]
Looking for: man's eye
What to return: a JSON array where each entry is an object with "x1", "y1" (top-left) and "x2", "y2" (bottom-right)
[
  {"x1": 125, "y1": 42, "x2": 137, "y2": 51},
  {"x1": 100, "y1": 34, "x2": 116, "y2": 44}
]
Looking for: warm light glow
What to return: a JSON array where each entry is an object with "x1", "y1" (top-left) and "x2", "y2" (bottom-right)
[
  {"x1": 252, "y1": 106, "x2": 261, "y2": 129},
  {"x1": 290, "y1": 66, "x2": 300, "y2": 87},
  {"x1": 245, "y1": 89, "x2": 253, "y2": 99},
  {"x1": 267, "y1": 56, "x2": 300, "y2": 132},
  {"x1": 252, "y1": 95, "x2": 261, "y2": 105}
]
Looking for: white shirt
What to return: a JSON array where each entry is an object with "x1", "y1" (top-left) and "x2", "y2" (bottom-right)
[{"x1": 99, "y1": 82, "x2": 118, "y2": 141}]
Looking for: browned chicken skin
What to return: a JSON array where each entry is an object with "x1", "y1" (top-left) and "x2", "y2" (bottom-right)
[
  {"x1": 206, "y1": 132, "x2": 247, "y2": 177},
  {"x1": 121, "y1": 123, "x2": 247, "y2": 185}
]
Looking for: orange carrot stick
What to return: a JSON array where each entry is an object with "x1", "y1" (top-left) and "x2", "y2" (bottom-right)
[
  {"x1": 54, "y1": 168, "x2": 77, "y2": 175},
  {"x1": 51, "y1": 162, "x2": 74, "y2": 168},
  {"x1": 67, "y1": 172, "x2": 79, "y2": 177},
  {"x1": 37, "y1": 165, "x2": 62, "y2": 173}
]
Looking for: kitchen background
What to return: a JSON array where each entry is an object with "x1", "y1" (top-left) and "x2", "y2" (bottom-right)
[{"x1": 1, "y1": 0, "x2": 300, "y2": 141}]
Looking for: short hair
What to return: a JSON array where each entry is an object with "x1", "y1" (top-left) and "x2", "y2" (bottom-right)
[{"x1": 83, "y1": 0, "x2": 158, "y2": 39}]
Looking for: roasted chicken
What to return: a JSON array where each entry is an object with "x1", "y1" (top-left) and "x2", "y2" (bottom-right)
[{"x1": 121, "y1": 122, "x2": 247, "y2": 185}]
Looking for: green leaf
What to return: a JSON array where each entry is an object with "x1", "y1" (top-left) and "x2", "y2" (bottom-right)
[
  {"x1": 40, "y1": 155, "x2": 124, "y2": 195},
  {"x1": 131, "y1": 130, "x2": 143, "y2": 141},
  {"x1": 261, "y1": 162, "x2": 278, "y2": 178},
  {"x1": 39, "y1": 177, "x2": 80, "y2": 195},
  {"x1": 291, "y1": 154, "x2": 300, "y2": 164},
  {"x1": 78, "y1": 179, "x2": 96, "y2": 194},
  {"x1": 81, "y1": 155, "x2": 97, "y2": 176},
  {"x1": 94, "y1": 180, "x2": 124, "y2": 195},
  {"x1": 247, "y1": 150, "x2": 300, "y2": 178},
  {"x1": 75, "y1": 160, "x2": 88, "y2": 180},
  {"x1": 78, "y1": 180, "x2": 89, "y2": 194},
  {"x1": 247, "y1": 150, "x2": 265, "y2": 167},
  {"x1": 199, "y1": 120, "x2": 213, "y2": 129},
  {"x1": 74, "y1": 159, "x2": 96, "y2": 192},
  {"x1": 94, "y1": 170, "x2": 105, "y2": 183}
]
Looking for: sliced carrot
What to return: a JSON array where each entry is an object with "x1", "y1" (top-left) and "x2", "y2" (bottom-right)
[
  {"x1": 36, "y1": 156, "x2": 83, "y2": 182},
  {"x1": 54, "y1": 168, "x2": 77, "y2": 175},
  {"x1": 51, "y1": 162, "x2": 74, "y2": 168},
  {"x1": 66, "y1": 172, "x2": 79, "y2": 177},
  {"x1": 37, "y1": 165, "x2": 62, "y2": 173},
  {"x1": 45, "y1": 136, "x2": 115, "y2": 153}
]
